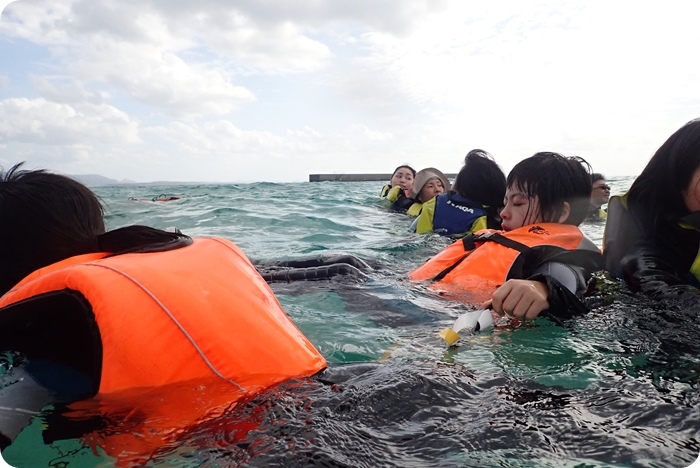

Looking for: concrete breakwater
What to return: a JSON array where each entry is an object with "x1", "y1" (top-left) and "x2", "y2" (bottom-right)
[{"x1": 309, "y1": 173, "x2": 457, "y2": 182}]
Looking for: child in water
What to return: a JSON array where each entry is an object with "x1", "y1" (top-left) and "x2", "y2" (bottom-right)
[
  {"x1": 405, "y1": 167, "x2": 450, "y2": 216},
  {"x1": 412, "y1": 149, "x2": 506, "y2": 237},
  {"x1": 380, "y1": 165, "x2": 416, "y2": 212},
  {"x1": 410, "y1": 152, "x2": 602, "y2": 320},
  {"x1": 605, "y1": 118, "x2": 700, "y2": 304}
]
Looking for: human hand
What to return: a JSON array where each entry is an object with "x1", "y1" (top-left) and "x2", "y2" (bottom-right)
[{"x1": 487, "y1": 279, "x2": 549, "y2": 320}]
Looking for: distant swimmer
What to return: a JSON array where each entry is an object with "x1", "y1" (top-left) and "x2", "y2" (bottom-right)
[{"x1": 128, "y1": 194, "x2": 182, "y2": 202}]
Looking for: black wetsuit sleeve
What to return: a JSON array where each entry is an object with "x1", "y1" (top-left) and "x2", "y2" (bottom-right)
[
  {"x1": 621, "y1": 238, "x2": 700, "y2": 305},
  {"x1": 527, "y1": 273, "x2": 589, "y2": 320}
]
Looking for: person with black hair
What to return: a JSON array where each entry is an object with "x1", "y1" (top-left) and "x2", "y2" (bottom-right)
[
  {"x1": 586, "y1": 173, "x2": 610, "y2": 221},
  {"x1": 380, "y1": 164, "x2": 417, "y2": 212},
  {"x1": 605, "y1": 118, "x2": 700, "y2": 304},
  {"x1": 0, "y1": 163, "x2": 194, "y2": 296},
  {"x1": 0, "y1": 162, "x2": 326, "y2": 451},
  {"x1": 412, "y1": 149, "x2": 505, "y2": 236},
  {"x1": 410, "y1": 152, "x2": 602, "y2": 321}
]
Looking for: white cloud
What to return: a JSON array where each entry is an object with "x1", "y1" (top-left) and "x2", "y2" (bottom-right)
[
  {"x1": 1, "y1": 0, "x2": 700, "y2": 181},
  {"x1": 0, "y1": 97, "x2": 139, "y2": 144}
]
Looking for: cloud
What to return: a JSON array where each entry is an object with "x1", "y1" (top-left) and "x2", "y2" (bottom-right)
[
  {"x1": 1, "y1": 0, "x2": 700, "y2": 181},
  {"x1": 0, "y1": 97, "x2": 139, "y2": 145}
]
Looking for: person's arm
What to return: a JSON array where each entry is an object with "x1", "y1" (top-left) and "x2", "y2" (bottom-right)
[
  {"x1": 489, "y1": 261, "x2": 589, "y2": 320},
  {"x1": 621, "y1": 238, "x2": 700, "y2": 304}
]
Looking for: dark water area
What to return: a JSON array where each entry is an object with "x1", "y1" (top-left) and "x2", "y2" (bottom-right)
[{"x1": 1, "y1": 177, "x2": 699, "y2": 467}]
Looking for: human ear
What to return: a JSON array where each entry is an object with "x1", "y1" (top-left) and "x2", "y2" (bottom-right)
[
  {"x1": 682, "y1": 167, "x2": 700, "y2": 212},
  {"x1": 557, "y1": 201, "x2": 571, "y2": 223}
]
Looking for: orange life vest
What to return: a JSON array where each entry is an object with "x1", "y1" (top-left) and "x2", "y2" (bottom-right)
[
  {"x1": 409, "y1": 223, "x2": 599, "y2": 303},
  {"x1": 0, "y1": 236, "x2": 327, "y2": 394}
]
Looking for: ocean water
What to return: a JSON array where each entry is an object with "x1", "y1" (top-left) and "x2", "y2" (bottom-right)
[{"x1": 2, "y1": 177, "x2": 699, "y2": 467}]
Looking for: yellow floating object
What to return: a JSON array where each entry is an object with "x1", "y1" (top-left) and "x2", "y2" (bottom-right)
[{"x1": 439, "y1": 327, "x2": 461, "y2": 346}]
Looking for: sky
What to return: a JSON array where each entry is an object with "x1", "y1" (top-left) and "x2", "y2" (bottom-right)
[{"x1": 1, "y1": 1, "x2": 699, "y2": 183}]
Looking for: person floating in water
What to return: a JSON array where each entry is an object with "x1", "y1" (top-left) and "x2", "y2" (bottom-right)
[
  {"x1": 412, "y1": 149, "x2": 505, "y2": 237},
  {"x1": 410, "y1": 152, "x2": 603, "y2": 321},
  {"x1": 404, "y1": 167, "x2": 450, "y2": 217},
  {"x1": 585, "y1": 173, "x2": 610, "y2": 221},
  {"x1": 0, "y1": 162, "x2": 325, "y2": 456},
  {"x1": 380, "y1": 164, "x2": 416, "y2": 212},
  {"x1": 604, "y1": 118, "x2": 700, "y2": 304},
  {"x1": 265, "y1": 153, "x2": 603, "y2": 322}
]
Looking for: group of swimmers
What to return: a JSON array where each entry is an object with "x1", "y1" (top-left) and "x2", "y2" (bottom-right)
[
  {"x1": 380, "y1": 150, "x2": 507, "y2": 236},
  {"x1": 0, "y1": 117, "x2": 698, "y2": 454},
  {"x1": 381, "y1": 153, "x2": 612, "y2": 236},
  {"x1": 380, "y1": 117, "x2": 700, "y2": 314}
]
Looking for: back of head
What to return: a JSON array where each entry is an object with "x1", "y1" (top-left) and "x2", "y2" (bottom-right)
[
  {"x1": 627, "y1": 118, "x2": 700, "y2": 234},
  {"x1": 0, "y1": 163, "x2": 105, "y2": 295},
  {"x1": 507, "y1": 152, "x2": 592, "y2": 225},
  {"x1": 453, "y1": 149, "x2": 506, "y2": 207}
]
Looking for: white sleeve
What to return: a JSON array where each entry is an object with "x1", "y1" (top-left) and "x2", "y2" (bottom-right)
[{"x1": 531, "y1": 261, "x2": 587, "y2": 295}]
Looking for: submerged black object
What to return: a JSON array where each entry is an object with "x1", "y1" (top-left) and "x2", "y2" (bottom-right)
[{"x1": 257, "y1": 255, "x2": 372, "y2": 283}]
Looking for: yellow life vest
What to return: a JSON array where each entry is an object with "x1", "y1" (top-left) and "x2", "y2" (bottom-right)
[
  {"x1": 384, "y1": 185, "x2": 403, "y2": 202},
  {"x1": 407, "y1": 201, "x2": 423, "y2": 217}
]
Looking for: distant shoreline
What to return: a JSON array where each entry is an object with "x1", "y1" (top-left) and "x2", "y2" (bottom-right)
[{"x1": 72, "y1": 173, "x2": 636, "y2": 186}]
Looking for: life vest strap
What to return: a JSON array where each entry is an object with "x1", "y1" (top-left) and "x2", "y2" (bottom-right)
[
  {"x1": 435, "y1": 228, "x2": 601, "y2": 283},
  {"x1": 435, "y1": 232, "x2": 533, "y2": 282},
  {"x1": 431, "y1": 253, "x2": 470, "y2": 282},
  {"x1": 461, "y1": 231, "x2": 532, "y2": 253}
]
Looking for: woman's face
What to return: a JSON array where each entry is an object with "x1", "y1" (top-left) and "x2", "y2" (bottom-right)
[
  {"x1": 500, "y1": 185, "x2": 541, "y2": 231},
  {"x1": 590, "y1": 179, "x2": 610, "y2": 207},
  {"x1": 683, "y1": 166, "x2": 700, "y2": 212},
  {"x1": 418, "y1": 178, "x2": 445, "y2": 202},
  {"x1": 391, "y1": 168, "x2": 414, "y2": 191}
]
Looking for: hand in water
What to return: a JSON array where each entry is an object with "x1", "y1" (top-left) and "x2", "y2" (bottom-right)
[{"x1": 486, "y1": 279, "x2": 549, "y2": 320}]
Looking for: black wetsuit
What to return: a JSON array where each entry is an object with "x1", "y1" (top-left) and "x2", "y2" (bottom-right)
[{"x1": 621, "y1": 212, "x2": 700, "y2": 305}]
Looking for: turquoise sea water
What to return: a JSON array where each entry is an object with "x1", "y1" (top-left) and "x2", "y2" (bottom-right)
[{"x1": 2, "y1": 176, "x2": 699, "y2": 467}]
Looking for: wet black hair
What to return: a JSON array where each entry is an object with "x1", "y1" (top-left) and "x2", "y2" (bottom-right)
[
  {"x1": 453, "y1": 149, "x2": 506, "y2": 207},
  {"x1": 0, "y1": 163, "x2": 106, "y2": 294},
  {"x1": 0, "y1": 162, "x2": 190, "y2": 296},
  {"x1": 627, "y1": 118, "x2": 700, "y2": 234},
  {"x1": 507, "y1": 152, "x2": 592, "y2": 226}
]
